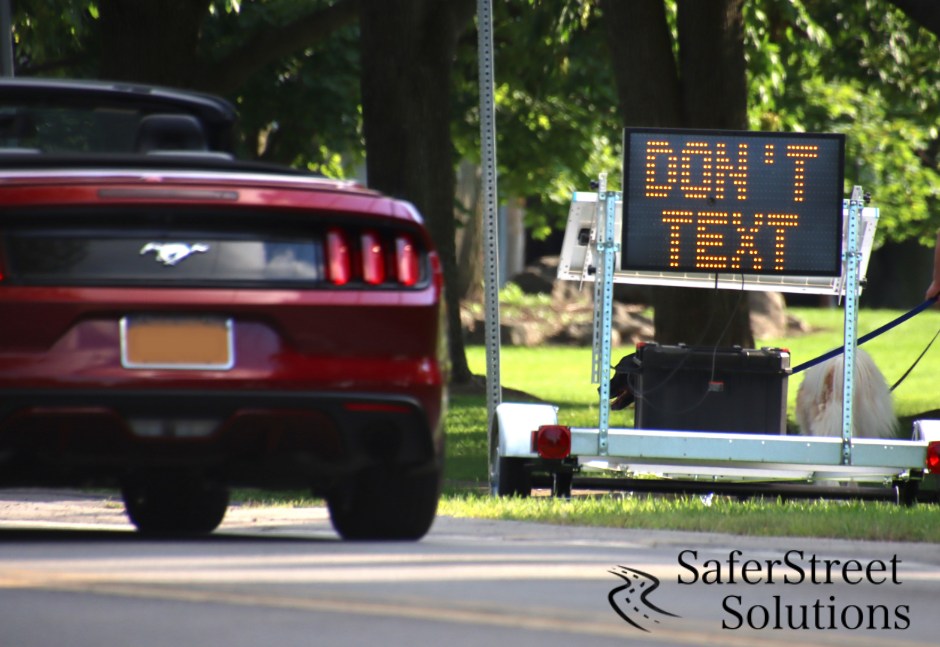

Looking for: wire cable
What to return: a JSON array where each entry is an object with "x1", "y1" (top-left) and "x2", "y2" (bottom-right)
[
  {"x1": 625, "y1": 274, "x2": 721, "y2": 399},
  {"x1": 628, "y1": 276, "x2": 748, "y2": 416},
  {"x1": 706, "y1": 274, "x2": 747, "y2": 386},
  {"x1": 791, "y1": 297, "x2": 938, "y2": 374}
]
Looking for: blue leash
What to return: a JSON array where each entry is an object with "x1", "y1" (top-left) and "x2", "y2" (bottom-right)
[{"x1": 791, "y1": 297, "x2": 939, "y2": 374}]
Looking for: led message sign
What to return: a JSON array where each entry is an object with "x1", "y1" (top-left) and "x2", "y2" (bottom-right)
[{"x1": 622, "y1": 129, "x2": 845, "y2": 276}]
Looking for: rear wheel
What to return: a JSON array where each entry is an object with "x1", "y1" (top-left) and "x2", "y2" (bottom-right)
[
  {"x1": 122, "y1": 474, "x2": 230, "y2": 534},
  {"x1": 327, "y1": 464, "x2": 442, "y2": 540},
  {"x1": 496, "y1": 456, "x2": 531, "y2": 497}
]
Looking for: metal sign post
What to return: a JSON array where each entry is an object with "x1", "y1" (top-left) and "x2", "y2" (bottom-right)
[
  {"x1": 0, "y1": 0, "x2": 12, "y2": 77},
  {"x1": 841, "y1": 186, "x2": 864, "y2": 464},
  {"x1": 477, "y1": 0, "x2": 502, "y2": 492},
  {"x1": 591, "y1": 177, "x2": 620, "y2": 456},
  {"x1": 589, "y1": 173, "x2": 607, "y2": 385}
]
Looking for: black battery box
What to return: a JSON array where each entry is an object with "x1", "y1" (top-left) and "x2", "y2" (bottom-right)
[{"x1": 631, "y1": 343, "x2": 790, "y2": 434}]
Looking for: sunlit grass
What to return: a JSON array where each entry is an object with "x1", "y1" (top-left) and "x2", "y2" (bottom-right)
[
  {"x1": 227, "y1": 486, "x2": 940, "y2": 543},
  {"x1": 438, "y1": 492, "x2": 940, "y2": 543},
  {"x1": 230, "y1": 489, "x2": 321, "y2": 507}
]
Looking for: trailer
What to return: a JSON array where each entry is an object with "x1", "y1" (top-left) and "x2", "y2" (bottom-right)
[{"x1": 488, "y1": 128, "x2": 940, "y2": 502}]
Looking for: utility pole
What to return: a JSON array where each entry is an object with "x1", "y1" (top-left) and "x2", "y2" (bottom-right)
[
  {"x1": 477, "y1": 0, "x2": 502, "y2": 493},
  {"x1": 0, "y1": 0, "x2": 12, "y2": 77}
]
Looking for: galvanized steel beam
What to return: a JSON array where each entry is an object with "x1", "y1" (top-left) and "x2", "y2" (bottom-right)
[{"x1": 477, "y1": 0, "x2": 502, "y2": 493}]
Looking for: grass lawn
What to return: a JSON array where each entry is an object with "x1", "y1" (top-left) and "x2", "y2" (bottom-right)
[
  {"x1": 436, "y1": 494, "x2": 940, "y2": 543},
  {"x1": 438, "y1": 306, "x2": 940, "y2": 541}
]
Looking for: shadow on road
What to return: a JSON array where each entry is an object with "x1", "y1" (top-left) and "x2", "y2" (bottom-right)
[{"x1": 0, "y1": 528, "x2": 335, "y2": 544}]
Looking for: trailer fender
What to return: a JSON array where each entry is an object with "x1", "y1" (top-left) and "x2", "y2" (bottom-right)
[
  {"x1": 913, "y1": 420, "x2": 940, "y2": 444},
  {"x1": 496, "y1": 402, "x2": 559, "y2": 458}
]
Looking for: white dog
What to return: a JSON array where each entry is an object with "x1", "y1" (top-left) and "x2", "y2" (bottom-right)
[{"x1": 796, "y1": 348, "x2": 898, "y2": 438}]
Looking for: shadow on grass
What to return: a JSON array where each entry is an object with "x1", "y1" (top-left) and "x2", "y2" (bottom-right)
[{"x1": 450, "y1": 392, "x2": 599, "y2": 412}]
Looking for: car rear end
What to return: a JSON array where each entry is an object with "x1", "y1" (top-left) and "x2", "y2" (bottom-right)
[{"x1": 0, "y1": 170, "x2": 447, "y2": 538}]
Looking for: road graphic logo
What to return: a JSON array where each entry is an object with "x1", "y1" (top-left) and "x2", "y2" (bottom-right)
[{"x1": 608, "y1": 565, "x2": 680, "y2": 632}]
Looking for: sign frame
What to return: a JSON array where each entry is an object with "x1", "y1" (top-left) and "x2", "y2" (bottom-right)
[{"x1": 621, "y1": 127, "x2": 846, "y2": 277}]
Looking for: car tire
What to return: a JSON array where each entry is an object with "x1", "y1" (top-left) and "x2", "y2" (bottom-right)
[
  {"x1": 496, "y1": 456, "x2": 531, "y2": 497},
  {"x1": 122, "y1": 474, "x2": 230, "y2": 534},
  {"x1": 327, "y1": 464, "x2": 442, "y2": 540}
]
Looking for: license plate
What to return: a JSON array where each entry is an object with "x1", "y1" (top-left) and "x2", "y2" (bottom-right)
[{"x1": 121, "y1": 316, "x2": 234, "y2": 370}]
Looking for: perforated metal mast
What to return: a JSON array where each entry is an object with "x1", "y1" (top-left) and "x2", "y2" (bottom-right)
[
  {"x1": 477, "y1": 0, "x2": 502, "y2": 491},
  {"x1": 590, "y1": 173, "x2": 607, "y2": 385},
  {"x1": 592, "y1": 176, "x2": 619, "y2": 456},
  {"x1": 841, "y1": 186, "x2": 864, "y2": 464}
]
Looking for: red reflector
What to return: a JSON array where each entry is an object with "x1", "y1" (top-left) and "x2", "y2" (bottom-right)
[
  {"x1": 343, "y1": 402, "x2": 411, "y2": 414},
  {"x1": 326, "y1": 228, "x2": 350, "y2": 285},
  {"x1": 361, "y1": 230, "x2": 385, "y2": 285},
  {"x1": 396, "y1": 234, "x2": 419, "y2": 286},
  {"x1": 927, "y1": 442, "x2": 940, "y2": 474},
  {"x1": 536, "y1": 425, "x2": 571, "y2": 460}
]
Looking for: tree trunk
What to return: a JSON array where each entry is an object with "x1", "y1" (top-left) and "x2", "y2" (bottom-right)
[
  {"x1": 359, "y1": 0, "x2": 476, "y2": 383},
  {"x1": 600, "y1": 0, "x2": 681, "y2": 128},
  {"x1": 658, "y1": 0, "x2": 752, "y2": 347},
  {"x1": 455, "y1": 159, "x2": 484, "y2": 301},
  {"x1": 602, "y1": 0, "x2": 753, "y2": 348},
  {"x1": 677, "y1": 0, "x2": 747, "y2": 130}
]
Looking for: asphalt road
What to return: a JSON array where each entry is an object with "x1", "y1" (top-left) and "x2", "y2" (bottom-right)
[{"x1": 1, "y1": 491, "x2": 939, "y2": 647}]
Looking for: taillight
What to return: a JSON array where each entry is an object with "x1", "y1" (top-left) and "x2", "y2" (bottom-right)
[
  {"x1": 396, "y1": 234, "x2": 419, "y2": 286},
  {"x1": 534, "y1": 425, "x2": 571, "y2": 459},
  {"x1": 361, "y1": 230, "x2": 385, "y2": 285},
  {"x1": 927, "y1": 441, "x2": 940, "y2": 474},
  {"x1": 326, "y1": 228, "x2": 350, "y2": 285}
]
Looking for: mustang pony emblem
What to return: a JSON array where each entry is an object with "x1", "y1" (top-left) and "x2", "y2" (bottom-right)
[{"x1": 140, "y1": 242, "x2": 210, "y2": 266}]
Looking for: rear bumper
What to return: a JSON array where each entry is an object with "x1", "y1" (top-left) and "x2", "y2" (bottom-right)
[{"x1": 0, "y1": 388, "x2": 443, "y2": 489}]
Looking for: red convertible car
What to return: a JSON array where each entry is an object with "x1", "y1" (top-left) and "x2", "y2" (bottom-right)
[{"x1": 0, "y1": 79, "x2": 447, "y2": 539}]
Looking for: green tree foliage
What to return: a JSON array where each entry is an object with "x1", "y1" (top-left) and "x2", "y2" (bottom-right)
[
  {"x1": 12, "y1": 0, "x2": 361, "y2": 172},
  {"x1": 452, "y1": 0, "x2": 621, "y2": 239},
  {"x1": 202, "y1": 3, "x2": 361, "y2": 170},
  {"x1": 13, "y1": 1, "x2": 99, "y2": 78},
  {"x1": 745, "y1": 0, "x2": 940, "y2": 245},
  {"x1": 450, "y1": 0, "x2": 940, "y2": 247}
]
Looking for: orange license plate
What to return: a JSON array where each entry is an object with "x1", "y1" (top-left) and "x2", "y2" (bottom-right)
[{"x1": 121, "y1": 316, "x2": 234, "y2": 370}]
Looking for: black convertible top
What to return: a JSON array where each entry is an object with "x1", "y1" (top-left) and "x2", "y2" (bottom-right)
[
  {"x1": 0, "y1": 151, "x2": 320, "y2": 176},
  {"x1": 0, "y1": 78, "x2": 238, "y2": 152}
]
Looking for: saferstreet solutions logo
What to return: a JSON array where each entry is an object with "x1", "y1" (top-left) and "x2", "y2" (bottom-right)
[
  {"x1": 607, "y1": 566, "x2": 680, "y2": 632},
  {"x1": 609, "y1": 549, "x2": 909, "y2": 633}
]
